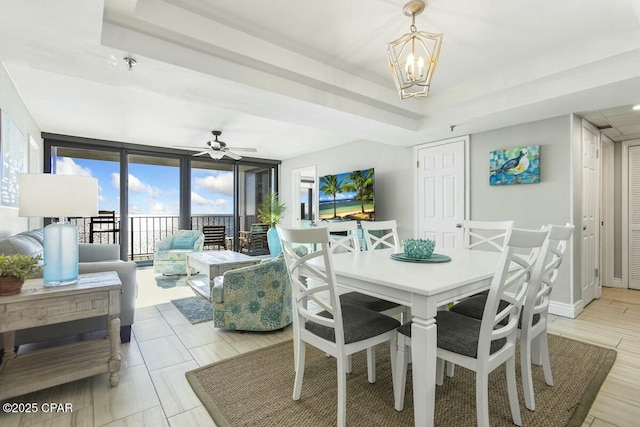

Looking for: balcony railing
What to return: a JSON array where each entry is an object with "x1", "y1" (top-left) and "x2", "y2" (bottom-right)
[{"x1": 71, "y1": 214, "x2": 235, "y2": 261}]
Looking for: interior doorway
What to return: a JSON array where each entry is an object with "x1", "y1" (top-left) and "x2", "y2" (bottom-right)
[
  {"x1": 622, "y1": 139, "x2": 640, "y2": 290},
  {"x1": 291, "y1": 165, "x2": 317, "y2": 228},
  {"x1": 414, "y1": 136, "x2": 469, "y2": 248}
]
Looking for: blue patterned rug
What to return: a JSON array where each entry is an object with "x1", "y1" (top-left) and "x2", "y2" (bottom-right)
[
  {"x1": 171, "y1": 296, "x2": 214, "y2": 324},
  {"x1": 155, "y1": 273, "x2": 208, "y2": 289}
]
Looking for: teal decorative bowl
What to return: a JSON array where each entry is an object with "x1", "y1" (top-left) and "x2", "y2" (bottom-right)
[{"x1": 403, "y1": 238, "x2": 436, "y2": 259}]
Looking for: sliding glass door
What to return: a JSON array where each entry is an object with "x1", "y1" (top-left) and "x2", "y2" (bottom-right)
[
  {"x1": 126, "y1": 153, "x2": 180, "y2": 261},
  {"x1": 51, "y1": 146, "x2": 121, "y2": 246},
  {"x1": 45, "y1": 135, "x2": 280, "y2": 260}
]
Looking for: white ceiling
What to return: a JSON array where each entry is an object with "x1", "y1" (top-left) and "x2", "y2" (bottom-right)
[{"x1": 1, "y1": 0, "x2": 640, "y2": 160}]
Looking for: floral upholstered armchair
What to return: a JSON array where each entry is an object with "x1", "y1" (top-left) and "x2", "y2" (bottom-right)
[
  {"x1": 153, "y1": 230, "x2": 204, "y2": 275},
  {"x1": 211, "y1": 253, "x2": 293, "y2": 331}
]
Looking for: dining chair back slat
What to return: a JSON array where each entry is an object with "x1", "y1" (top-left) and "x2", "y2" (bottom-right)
[
  {"x1": 326, "y1": 221, "x2": 361, "y2": 253},
  {"x1": 463, "y1": 220, "x2": 514, "y2": 251},
  {"x1": 360, "y1": 220, "x2": 399, "y2": 250}
]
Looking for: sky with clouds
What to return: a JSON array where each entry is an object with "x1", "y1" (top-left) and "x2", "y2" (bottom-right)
[{"x1": 56, "y1": 157, "x2": 234, "y2": 216}]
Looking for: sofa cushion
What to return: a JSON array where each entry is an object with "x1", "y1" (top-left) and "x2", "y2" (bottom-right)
[
  {"x1": 170, "y1": 236, "x2": 197, "y2": 249},
  {"x1": 18, "y1": 229, "x2": 45, "y2": 245},
  {"x1": 0, "y1": 234, "x2": 43, "y2": 257}
]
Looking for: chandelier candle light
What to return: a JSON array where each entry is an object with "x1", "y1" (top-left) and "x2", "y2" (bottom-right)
[
  {"x1": 387, "y1": 0, "x2": 443, "y2": 99},
  {"x1": 18, "y1": 174, "x2": 98, "y2": 286}
]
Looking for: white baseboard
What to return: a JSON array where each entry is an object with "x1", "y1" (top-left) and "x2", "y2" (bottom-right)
[
  {"x1": 605, "y1": 278, "x2": 624, "y2": 288},
  {"x1": 549, "y1": 299, "x2": 583, "y2": 319}
]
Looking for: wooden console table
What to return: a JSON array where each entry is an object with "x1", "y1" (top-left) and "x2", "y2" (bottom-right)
[{"x1": 0, "y1": 271, "x2": 122, "y2": 400}]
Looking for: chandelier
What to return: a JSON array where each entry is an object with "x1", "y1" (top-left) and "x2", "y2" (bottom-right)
[{"x1": 387, "y1": 0, "x2": 443, "y2": 99}]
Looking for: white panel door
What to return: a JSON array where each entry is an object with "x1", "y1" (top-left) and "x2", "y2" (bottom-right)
[
  {"x1": 629, "y1": 146, "x2": 640, "y2": 290},
  {"x1": 581, "y1": 122, "x2": 600, "y2": 304},
  {"x1": 416, "y1": 139, "x2": 465, "y2": 248}
]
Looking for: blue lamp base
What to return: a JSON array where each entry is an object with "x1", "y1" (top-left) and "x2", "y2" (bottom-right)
[{"x1": 43, "y1": 222, "x2": 79, "y2": 286}]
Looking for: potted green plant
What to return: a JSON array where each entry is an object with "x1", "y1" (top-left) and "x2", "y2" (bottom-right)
[
  {"x1": 0, "y1": 254, "x2": 42, "y2": 296},
  {"x1": 257, "y1": 191, "x2": 286, "y2": 256}
]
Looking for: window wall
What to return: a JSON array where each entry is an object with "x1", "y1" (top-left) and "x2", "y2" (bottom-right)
[{"x1": 44, "y1": 134, "x2": 279, "y2": 261}]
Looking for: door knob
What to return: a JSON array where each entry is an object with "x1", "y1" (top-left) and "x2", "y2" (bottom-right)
[
  {"x1": 583, "y1": 226, "x2": 587, "y2": 231},
  {"x1": 456, "y1": 223, "x2": 462, "y2": 228}
]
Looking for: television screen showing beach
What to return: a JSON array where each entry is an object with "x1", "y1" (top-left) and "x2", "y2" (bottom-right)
[{"x1": 318, "y1": 168, "x2": 374, "y2": 220}]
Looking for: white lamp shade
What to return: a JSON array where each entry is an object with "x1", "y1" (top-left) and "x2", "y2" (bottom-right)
[{"x1": 18, "y1": 174, "x2": 99, "y2": 218}]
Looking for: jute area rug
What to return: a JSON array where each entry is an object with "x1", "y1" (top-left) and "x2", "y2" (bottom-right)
[{"x1": 186, "y1": 334, "x2": 615, "y2": 427}]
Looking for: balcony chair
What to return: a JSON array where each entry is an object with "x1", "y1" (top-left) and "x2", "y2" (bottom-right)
[
  {"x1": 394, "y1": 227, "x2": 549, "y2": 427},
  {"x1": 240, "y1": 223, "x2": 269, "y2": 255},
  {"x1": 89, "y1": 210, "x2": 120, "y2": 244},
  {"x1": 360, "y1": 219, "x2": 400, "y2": 250},
  {"x1": 277, "y1": 225, "x2": 400, "y2": 427},
  {"x1": 449, "y1": 223, "x2": 574, "y2": 410},
  {"x1": 153, "y1": 229, "x2": 204, "y2": 275},
  {"x1": 202, "y1": 224, "x2": 227, "y2": 250}
]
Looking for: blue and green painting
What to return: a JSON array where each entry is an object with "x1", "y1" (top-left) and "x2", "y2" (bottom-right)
[
  {"x1": 319, "y1": 168, "x2": 375, "y2": 220},
  {"x1": 489, "y1": 145, "x2": 540, "y2": 185}
]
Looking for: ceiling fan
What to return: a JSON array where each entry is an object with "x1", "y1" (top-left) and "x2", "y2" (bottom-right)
[{"x1": 174, "y1": 130, "x2": 257, "y2": 160}]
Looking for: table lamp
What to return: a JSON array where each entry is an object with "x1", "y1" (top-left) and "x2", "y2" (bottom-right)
[{"x1": 18, "y1": 174, "x2": 98, "y2": 286}]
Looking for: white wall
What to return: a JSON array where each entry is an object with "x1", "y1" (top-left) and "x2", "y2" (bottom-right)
[
  {"x1": 281, "y1": 118, "x2": 578, "y2": 310},
  {"x1": 468, "y1": 115, "x2": 576, "y2": 307},
  {"x1": 0, "y1": 63, "x2": 43, "y2": 238},
  {"x1": 280, "y1": 140, "x2": 414, "y2": 241}
]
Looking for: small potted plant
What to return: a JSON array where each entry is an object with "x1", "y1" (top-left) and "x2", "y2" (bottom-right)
[
  {"x1": 0, "y1": 254, "x2": 42, "y2": 296},
  {"x1": 257, "y1": 191, "x2": 286, "y2": 256}
]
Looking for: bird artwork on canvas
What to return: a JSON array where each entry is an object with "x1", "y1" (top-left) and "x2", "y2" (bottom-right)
[{"x1": 489, "y1": 146, "x2": 540, "y2": 185}]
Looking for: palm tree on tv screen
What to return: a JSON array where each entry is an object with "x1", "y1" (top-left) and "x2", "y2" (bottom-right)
[
  {"x1": 343, "y1": 169, "x2": 374, "y2": 214},
  {"x1": 319, "y1": 174, "x2": 347, "y2": 219}
]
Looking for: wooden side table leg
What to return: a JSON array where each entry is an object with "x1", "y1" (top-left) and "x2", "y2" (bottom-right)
[
  {"x1": 108, "y1": 316, "x2": 121, "y2": 386},
  {"x1": 1, "y1": 331, "x2": 16, "y2": 368}
]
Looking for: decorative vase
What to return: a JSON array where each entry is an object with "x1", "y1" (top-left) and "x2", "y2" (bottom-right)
[
  {"x1": 0, "y1": 276, "x2": 25, "y2": 296},
  {"x1": 267, "y1": 227, "x2": 282, "y2": 257}
]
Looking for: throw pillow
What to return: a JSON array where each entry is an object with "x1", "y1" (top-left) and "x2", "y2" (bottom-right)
[{"x1": 171, "y1": 236, "x2": 197, "y2": 250}]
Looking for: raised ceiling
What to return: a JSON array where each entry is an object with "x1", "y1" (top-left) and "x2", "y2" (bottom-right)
[{"x1": 1, "y1": 0, "x2": 640, "y2": 160}]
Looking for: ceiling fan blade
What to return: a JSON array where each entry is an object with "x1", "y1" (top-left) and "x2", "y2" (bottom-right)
[
  {"x1": 227, "y1": 147, "x2": 257, "y2": 152},
  {"x1": 223, "y1": 150, "x2": 242, "y2": 160},
  {"x1": 193, "y1": 151, "x2": 209, "y2": 157},
  {"x1": 173, "y1": 145, "x2": 207, "y2": 151}
]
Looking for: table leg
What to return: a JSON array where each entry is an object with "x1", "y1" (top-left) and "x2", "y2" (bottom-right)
[
  {"x1": 108, "y1": 316, "x2": 121, "y2": 387},
  {"x1": 2, "y1": 331, "x2": 16, "y2": 368},
  {"x1": 411, "y1": 299, "x2": 438, "y2": 427}
]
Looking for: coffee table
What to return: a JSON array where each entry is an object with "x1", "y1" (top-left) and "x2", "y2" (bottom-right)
[{"x1": 186, "y1": 250, "x2": 262, "y2": 300}]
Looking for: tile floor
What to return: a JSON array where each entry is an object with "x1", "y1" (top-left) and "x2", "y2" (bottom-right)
[{"x1": 1, "y1": 267, "x2": 639, "y2": 426}]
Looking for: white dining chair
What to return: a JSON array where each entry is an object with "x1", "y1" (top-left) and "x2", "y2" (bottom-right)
[
  {"x1": 463, "y1": 219, "x2": 514, "y2": 251},
  {"x1": 277, "y1": 225, "x2": 399, "y2": 427},
  {"x1": 450, "y1": 223, "x2": 574, "y2": 411},
  {"x1": 326, "y1": 221, "x2": 403, "y2": 314},
  {"x1": 394, "y1": 227, "x2": 549, "y2": 427},
  {"x1": 360, "y1": 219, "x2": 400, "y2": 250}
]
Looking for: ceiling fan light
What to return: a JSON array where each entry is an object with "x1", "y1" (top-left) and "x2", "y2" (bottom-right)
[
  {"x1": 633, "y1": 104, "x2": 640, "y2": 111},
  {"x1": 387, "y1": 0, "x2": 443, "y2": 99},
  {"x1": 208, "y1": 151, "x2": 225, "y2": 160}
]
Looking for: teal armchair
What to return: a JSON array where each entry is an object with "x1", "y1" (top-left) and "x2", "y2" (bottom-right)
[
  {"x1": 153, "y1": 230, "x2": 204, "y2": 275},
  {"x1": 211, "y1": 254, "x2": 292, "y2": 331}
]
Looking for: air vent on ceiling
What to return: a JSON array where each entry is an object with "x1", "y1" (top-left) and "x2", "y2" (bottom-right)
[{"x1": 598, "y1": 125, "x2": 613, "y2": 130}]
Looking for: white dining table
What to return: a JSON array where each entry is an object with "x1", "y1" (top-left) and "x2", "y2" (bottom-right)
[{"x1": 319, "y1": 247, "x2": 503, "y2": 427}]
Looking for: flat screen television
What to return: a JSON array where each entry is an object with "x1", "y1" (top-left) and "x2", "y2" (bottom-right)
[{"x1": 318, "y1": 168, "x2": 375, "y2": 221}]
